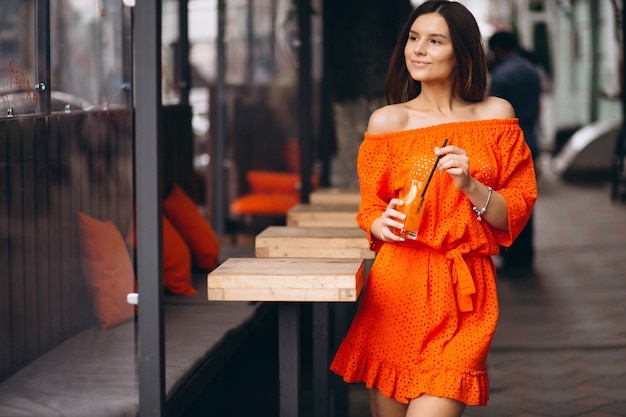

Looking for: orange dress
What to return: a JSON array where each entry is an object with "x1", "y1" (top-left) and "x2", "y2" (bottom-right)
[{"x1": 330, "y1": 119, "x2": 537, "y2": 406}]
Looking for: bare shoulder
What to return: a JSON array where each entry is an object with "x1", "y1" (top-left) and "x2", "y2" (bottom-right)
[
  {"x1": 367, "y1": 104, "x2": 408, "y2": 134},
  {"x1": 475, "y1": 96, "x2": 516, "y2": 120}
]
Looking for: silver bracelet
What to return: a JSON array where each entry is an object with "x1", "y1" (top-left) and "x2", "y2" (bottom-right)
[{"x1": 472, "y1": 186, "x2": 492, "y2": 221}]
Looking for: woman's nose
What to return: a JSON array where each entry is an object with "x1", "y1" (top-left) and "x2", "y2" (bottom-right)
[{"x1": 413, "y1": 40, "x2": 426, "y2": 55}]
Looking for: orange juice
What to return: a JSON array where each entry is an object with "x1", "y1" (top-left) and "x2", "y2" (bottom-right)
[{"x1": 394, "y1": 179, "x2": 425, "y2": 240}]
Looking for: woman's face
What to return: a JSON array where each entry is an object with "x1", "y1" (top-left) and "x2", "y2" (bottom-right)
[{"x1": 404, "y1": 12, "x2": 457, "y2": 83}]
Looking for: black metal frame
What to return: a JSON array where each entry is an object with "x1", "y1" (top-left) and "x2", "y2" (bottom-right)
[
  {"x1": 35, "y1": 0, "x2": 51, "y2": 113},
  {"x1": 611, "y1": 3, "x2": 626, "y2": 203},
  {"x1": 178, "y1": 0, "x2": 191, "y2": 105},
  {"x1": 134, "y1": 1, "x2": 166, "y2": 415},
  {"x1": 212, "y1": 0, "x2": 228, "y2": 236},
  {"x1": 298, "y1": 0, "x2": 313, "y2": 204}
]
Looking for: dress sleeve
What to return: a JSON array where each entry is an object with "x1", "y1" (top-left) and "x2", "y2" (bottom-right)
[
  {"x1": 492, "y1": 124, "x2": 538, "y2": 247},
  {"x1": 355, "y1": 135, "x2": 393, "y2": 250}
]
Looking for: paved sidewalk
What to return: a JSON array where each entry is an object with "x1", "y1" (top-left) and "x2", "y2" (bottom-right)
[{"x1": 348, "y1": 166, "x2": 626, "y2": 417}]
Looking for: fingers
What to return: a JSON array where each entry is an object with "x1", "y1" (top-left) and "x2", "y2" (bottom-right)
[
  {"x1": 435, "y1": 145, "x2": 467, "y2": 160},
  {"x1": 435, "y1": 146, "x2": 471, "y2": 190},
  {"x1": 436, "y1": 145, "x2": 468, "y2": 171},
  {"x1": 379, "y1": 199, "x2": 405, "y2": 242},
  {"x1": 434, "y1": 144, "x2": 465, "y2": 156},
  {"x1": 383, "y1": 199, "x2": 406, "y2": 226},
  {"x1": 437, "y1": 154, "x2": 469, "y2": 174}
]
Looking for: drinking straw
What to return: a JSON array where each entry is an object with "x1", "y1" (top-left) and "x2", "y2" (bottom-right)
[{"x1": 417, "y1": 138, "x2": 448, "y2": 211}]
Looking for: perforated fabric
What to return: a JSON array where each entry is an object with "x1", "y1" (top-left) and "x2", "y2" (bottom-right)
[{"x1": 330, "y1": 119, "x2": 537, "y2": 406}]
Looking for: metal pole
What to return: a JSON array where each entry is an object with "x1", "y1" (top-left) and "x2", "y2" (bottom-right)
[
  {"x1": 312, "y1": 303, "x2": 329, "y2": 417},
  {"x1": 590, "y1": 0, "x2": 600, "y2": 122},
  {"x1": 612, "y1": 2, "x2": 626, "y2": 201},
  {"x1": 298, "y1": 0, "x2": 312, "y2": 203},
  {"x1": 621, "y1": 2, "x2": 626, "y2": 141},
  {"x1": 135, "y1": 0, "x2": 165, "y2": 415},
  {"x1": 178, "y1": 0, "x2": 191, "y2": 105},
  {"x1": 278, "y1": 303, "x2": 301, "y2": 417},
  {"x1": 35, "y1": 0, "x2": 51, "y2": 114},
  {"x1": 122, "y1": 6, "x2": 134, "y2": 106},
  {"x1": 247, "y1": 0, "x2": 254, "y2": 81},
  {"x1": 319, "y1": 0, "x2": 333, "y2": 187},
  {"x1": 212, "y1": 0, "x2": 227, "y2": 235}
]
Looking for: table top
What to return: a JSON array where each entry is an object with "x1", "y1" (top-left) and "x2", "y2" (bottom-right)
[
  {"x1": 288, "y1": 203, "x2": 359, "y2": 213},
  {"x1": 255, "y1": 226, "x2": 374, "y2": 259},
  {"x1": 309, "y1": 188, "x2": 360, "y2": 206},
  {"x1": 207, "y1": 257, "x2": 365, "y2": 302},
  {"x1": 287, "y1": 203, "x2": 359, "y2": 228}
]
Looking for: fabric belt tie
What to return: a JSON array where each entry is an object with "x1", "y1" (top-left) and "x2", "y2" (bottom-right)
[{"x1": 445, "y1": 248, "x2": 476, "y2": 312}]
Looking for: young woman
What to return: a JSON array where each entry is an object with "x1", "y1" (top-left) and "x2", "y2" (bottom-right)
[{"x1": 330, "y1": 2, "x2": 537, "y2": 416}]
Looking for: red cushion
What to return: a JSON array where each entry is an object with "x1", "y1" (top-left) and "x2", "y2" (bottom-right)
[
  {"x1": 163, "y1": 184, "x2": 220, "y2": 271},
  {"x1": 247, "y1": 170, "x2": 302, "y2": 194},
  {"x1": 162, "y1": 216, "x2": 196, "y2": 295},
  {"x1": 125, "y1": 215, "x2": 197, "y2": 296},
  {"x1": 230, "y1": 193, "x2": 300, "y2": 216},
  {"x1": 78, "y1": 213, "x2": 136, "y2": 329}
]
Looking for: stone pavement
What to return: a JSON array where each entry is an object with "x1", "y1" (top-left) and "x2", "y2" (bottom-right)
[{"x1": 347, "y1": 163, "x2": 626, "y2": 417}]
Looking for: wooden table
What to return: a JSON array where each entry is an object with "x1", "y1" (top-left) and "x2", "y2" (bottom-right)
[
  {"x1": 287, "y1": 203, "x2": 359, "y2": 228},
  {"x1": 255, "y1": 225, "x2": 373, "y2": 416},
  {"x1": 207, "y1": 257, "x2": 364, "y2": 417},
  {"x1": 255, "y1": 226, "x2": 375, "y2": 259},
  {"x1": 309, "y1": 188, "x2": 360, "y2": 206}
]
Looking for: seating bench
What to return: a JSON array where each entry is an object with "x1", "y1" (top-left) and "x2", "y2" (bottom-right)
[
  {"x1": 0, "y1": 266, "x2": 266, "y2": 417},
  {"x1": 0, "y1": 108, "x2": 267, "y2": 416}
]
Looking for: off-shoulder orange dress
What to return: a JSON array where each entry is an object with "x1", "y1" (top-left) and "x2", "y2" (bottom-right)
[{"x1": 330, "y1": 119, "x2": 537, "y2": 406}]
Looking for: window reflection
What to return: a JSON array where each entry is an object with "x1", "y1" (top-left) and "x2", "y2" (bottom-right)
[
  {"x1": 163, "y1": 0, "x2": 181, "y2": 104},
  {"x1": 0, "y1": 1, "x2": 37, "y2": 117},
  {"x1": 188, "y1": 0, "x2": 306, "y2": 215},
  {"x1": 50, "y1": 0, "x2": 130, "y2": 109},
  {"x1": 0, "y1": 0, "x2": 131, "y2": 119}
]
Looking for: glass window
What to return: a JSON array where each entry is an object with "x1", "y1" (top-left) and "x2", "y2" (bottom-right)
[
  {"x1": 1, "y1": 0, "x2": 132, "y2": 118},
  {"x1": 187, "y1": 0, "x2": 317, "y2": 229},
  {"x1": 0, "y1": 0, "x2": 37, "y2": 118},
  {"x1": 49, "y1": 0, "x2": 130, "y2": 110},
  {"x1": 0, "y1": 1, "x2": 138, "y2": 414}
]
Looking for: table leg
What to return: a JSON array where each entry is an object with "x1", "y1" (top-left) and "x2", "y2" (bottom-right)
[
  {"x1": 312, "y1": 302, "x2": 329, "y2": 417},
  {"x1": 278, "y1": 303, "x2": 300, "y2": 417},
  {"x1": 331, "y1": 302, "x2": 355, "y2": 417}
]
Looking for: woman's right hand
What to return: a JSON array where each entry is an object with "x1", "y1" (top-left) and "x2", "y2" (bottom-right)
[{"x1": 372, "y1": 198, "x2": 406, "y2": 242}]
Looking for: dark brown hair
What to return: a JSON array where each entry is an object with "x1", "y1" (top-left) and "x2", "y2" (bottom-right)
[{"x1": 385, "y1": 0, "x2": 488, "y2": 104}]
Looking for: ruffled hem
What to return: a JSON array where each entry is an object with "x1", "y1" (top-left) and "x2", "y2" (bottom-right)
[{"x1": 330, "y1": 345, "x2": 489, "y2": 406}]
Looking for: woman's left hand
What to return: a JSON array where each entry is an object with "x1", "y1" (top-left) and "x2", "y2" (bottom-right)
[{"x1": 435, "y1": 145, "x2": 471, "y2": 192}]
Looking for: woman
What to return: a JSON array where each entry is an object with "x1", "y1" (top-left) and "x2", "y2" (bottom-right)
[{"x1": 329, "y1": 1, "x2": 537, "y2": 416}]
